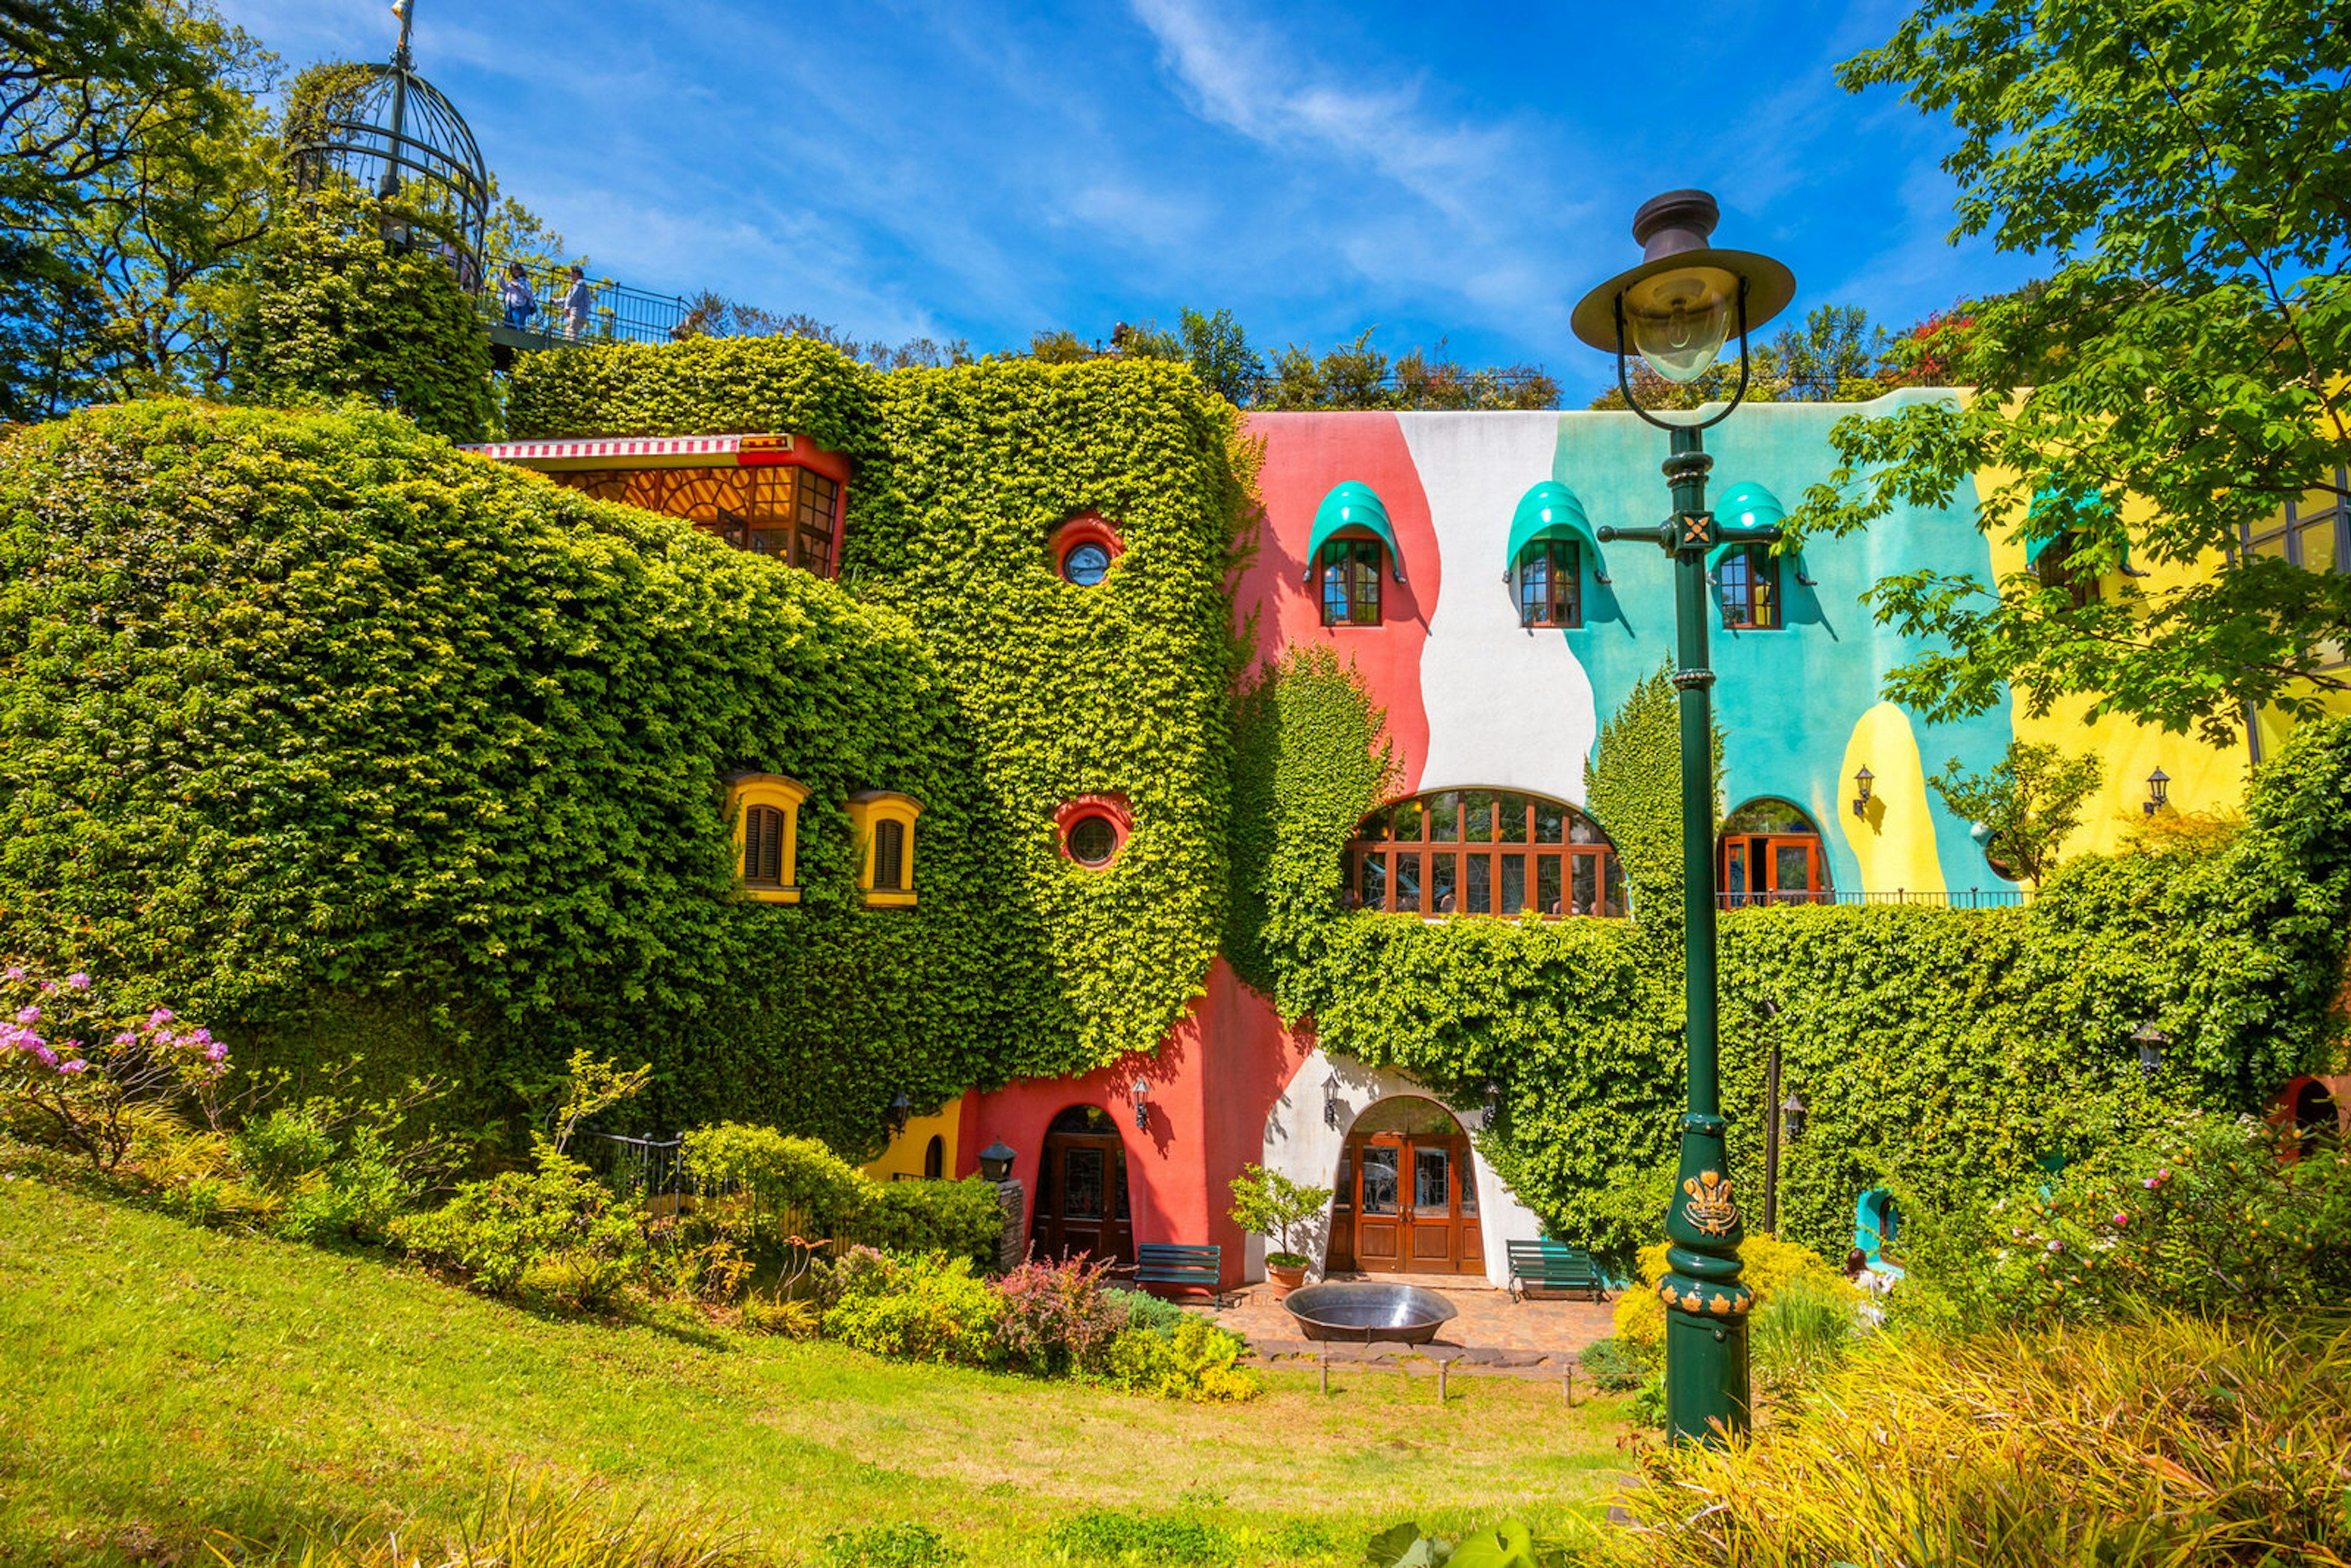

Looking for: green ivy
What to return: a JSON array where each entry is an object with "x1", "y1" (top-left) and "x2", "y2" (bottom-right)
[
  {"x1": 230, "y1": 183, "x2": 495, "y2": 442},
  {"x1": 0, "y1": 343, "x2": 1244, "y2": 1152},
  {"x1": 1231, "y1": 643, "x2": 2351, "y2": 1259}
]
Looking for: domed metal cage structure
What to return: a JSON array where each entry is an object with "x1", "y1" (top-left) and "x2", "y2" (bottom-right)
[{"x1": 287, "y1": 4, "x2": 489, "y2": 280}]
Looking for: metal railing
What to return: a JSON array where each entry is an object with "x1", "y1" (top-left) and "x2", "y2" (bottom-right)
[
  {"x1": 579, "y1": 1130, "x2": 689, "y2": 1198},
  {"x1": 473, "y1": 256, "x2": 691, "y2": 348},
  {"x1": 1716, "y1": 888, "x2": 2031, "y2": 911}
]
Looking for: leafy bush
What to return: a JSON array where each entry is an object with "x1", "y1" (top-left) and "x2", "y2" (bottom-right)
[
  {"x1": 1611, "y1": 1234, "x2": 1858, "y2": 1358},
  {"x1": 1750, "y1": 1274, "x2": 1861, "y2": 1400},
  {"x1": 841, "y1": 1177, "x2": 1005, "y2": 1270},
  {"x1": 993, "y1": 1255, "x2": 1123, "y2": 1374},
  {"x1": 393, "y1": 1146, "x2": 640, "y2": 1300},
  {"x1": 1900, "y1": 1109, "x2": 2351, "y2": 1330},
  {"x1": 1367, "y1": 1519, "x2": 1562, "y2": 1568},
  {"x1": 1094, "y1": 1316, "x2": 1259, "y2": 1404},
  {"x1": 235, "y1": 1108, "x2": 335, "y2": 1189},
  {"x1": 1577, "y1": 1336, "x2": 1652, "y2": 1392},
  {"x1": 276, "y1": 1124, "x2": 421, "y2": 1244},
  {"x1": 1045, "y1": 1509, "x2": 1235, "y2": 1567},
  {"x1": 819, "y1": 1248, "x2": 1001, "y2": 1366},
  {"x1": 1599, "y1": 1315, "x2": 2351, "y2": 1567},
  {"x1": 1101, "y1": 1286, "x2": 1190, "y2": 1337}
]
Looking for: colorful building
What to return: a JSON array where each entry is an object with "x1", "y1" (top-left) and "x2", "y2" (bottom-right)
[{"x1": 461, "y1": 370, "x2": 2330, "y2": 1291}]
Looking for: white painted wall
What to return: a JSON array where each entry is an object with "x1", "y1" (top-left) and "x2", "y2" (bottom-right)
[
  {"x1": 1398, "y1": 413, "x2": 1599, "y2": 805},
  {"x1": 1255, "y1": 1046, "x2": 1545, "y2": 1289}
]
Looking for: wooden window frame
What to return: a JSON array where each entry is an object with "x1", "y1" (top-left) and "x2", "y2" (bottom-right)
[
  {"x1": 722, "y1": 772, "x2": 810, "y2": 904},
  {"x1": 1717, "y1": 544, "x2": 1782, "y2": 629},
  {"x1": 1318, "y1": 535, "x2": 1384, "y2": 628},
  {"x1": 1516, "y1": 538, "x2": 1582, "y2": 629},
  {"x1": 846, "y1": 790, "x2": 923, "y2": 908},
  {"x1": 1343, "y1": 789, "x2": 1628, "y2": 920}
]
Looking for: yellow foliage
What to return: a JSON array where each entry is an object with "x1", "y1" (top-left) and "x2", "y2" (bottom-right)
[{"x1": 1612, "y1": 1234, "x2": 1858, "y2": 1354}]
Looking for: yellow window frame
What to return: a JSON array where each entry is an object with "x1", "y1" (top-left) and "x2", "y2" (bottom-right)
[
  {"x1": 723, "y1": 772, "x2": 810, "y2": 904},
  {"x1": 846, "y1": 789, "x2": 924, "y2": 908}
]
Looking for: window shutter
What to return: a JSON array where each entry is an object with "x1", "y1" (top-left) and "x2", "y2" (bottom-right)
[
  {"x1": 747, "y1": 806, "x2": 782, "y2": 884},
  {"x1": 876, "y1": 819, "x2": 904, "y2": 890}
]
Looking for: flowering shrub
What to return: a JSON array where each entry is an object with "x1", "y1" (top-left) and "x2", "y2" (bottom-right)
[
  {"x1": 819, "y1": 1247, "x2": 1002, "y2": 1366},
  {"x1": 1902, "y1": 1110, "x2": 2351, "y2": 1329},
  {"x1": 994, "y1": 1255, "x2": 1125, "y2": 1374},
  {"x1": 0, "y1": 966, "x2": 223, "y2": 1169}
]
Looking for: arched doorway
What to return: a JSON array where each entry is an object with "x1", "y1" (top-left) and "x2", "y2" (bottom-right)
[
  {"x1": 1325, "y1": 1097, "x2": 1482, "y2": 1275},
  {"x1": 1029, "y1": 1105, "x2": 1133, "y2": 1265},
  {"x1": 2293, "y1": 1079, "x2": 2340, "y2": 1156},
  {"x1": 1719, "y1": 798, "x2": 1830, "y2": 907}
]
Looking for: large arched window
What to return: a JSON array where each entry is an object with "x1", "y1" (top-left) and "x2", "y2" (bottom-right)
[
  {"x1": 1346, "y1": 790, "x2": 1625, "y2": 918},
  {"x1": 1718, "y1": 798, "x2": 1829, "y2": 907}
]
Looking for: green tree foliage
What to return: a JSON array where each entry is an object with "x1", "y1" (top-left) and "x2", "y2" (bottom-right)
[
  {"x1": 1772, "y1": 304, "x2": 1888, "y2": 402},
  {"x1": 1583, "y1": 664, "x2": 1722, "y2": 919},
  {"x1": 1792, "y1": 0, "x2": 2351, "y2": 741},
  {"x1": 229, "y1": 182, "x2": 495, "y2": 440},
  {"x1": 1927, "y1": 740, "x2": 2102, "y2": 885},
  {"x1": 1179, "y1": 306, "x2": 1266, "y2": 406},
  {"x1": 0, "y1": 0, "x2": 238, "y2": 416}
]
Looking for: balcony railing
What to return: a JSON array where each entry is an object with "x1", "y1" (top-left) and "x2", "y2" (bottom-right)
[
  {"x1": 474, "y1": 256, "x2": 691, "y2": 349},
  {"x1": 1716, "y1": 888, "x2": 2030, "y2": 911}
]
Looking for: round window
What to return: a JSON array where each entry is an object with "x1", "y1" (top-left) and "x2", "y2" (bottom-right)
[
  {"x1": 1067, "y1": 814, "x2": 1118, "y2": 866},
  {"x1": 1062, "y1": 541, "x2": 1111, "y2": 586}
]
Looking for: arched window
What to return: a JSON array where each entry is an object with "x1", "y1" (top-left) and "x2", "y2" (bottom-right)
[
  {"x1": 1719, "y1": 798, "x2": 1829, "y2": 907},
  {"x1": 1345, "y1": 789, "x2": 1625, "y2": 918},
  {"x1": 722, "y1": 772, "x2": 809, "y2": 904},
  {"x1": 923, "y1": 1134, "x2": 945, "y2": 1179},
  {"x1": 1318, "y1": 537, "x2": 1384, "y2": 626},
  {"x1": 2034, "y1": 530, "x2": 2101, "y2": 607},
  {"x1": 846, "y1": 790, "x2": 922, "y2": 907},
  {"x1": 1516, "y1": 538, "x2": 1580, "y2": 628},
  {"x1": 1716, "y1": 544, "x2": 1780, "y2": 629}
]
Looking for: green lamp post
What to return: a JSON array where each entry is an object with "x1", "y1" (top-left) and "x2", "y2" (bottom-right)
[{"x1": 1571, "y1": 189, "x2": 1797, "y2": 1444}]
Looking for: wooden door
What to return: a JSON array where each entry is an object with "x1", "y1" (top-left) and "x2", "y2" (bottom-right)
[
  {"x1": 1350, "y1": 1132, "x2": 1480, "y2": 1274},
  {"x1": 1722, "y1": 834, "x2": 1824, "y2": 906},
  {"x1": 1030, "y1": 1129, "x2": 1133, "y2": 1265}
]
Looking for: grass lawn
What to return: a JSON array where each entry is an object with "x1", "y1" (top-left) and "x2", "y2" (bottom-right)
[{"x1": 0, "y1": 1155, "x2": 1633, "y2": 1566}]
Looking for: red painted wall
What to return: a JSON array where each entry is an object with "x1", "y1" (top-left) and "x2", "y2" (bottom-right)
[
  {"x1": 963, "y1": 959, "x2": 1313, "y2": 1287},
  {"x1": 1239, "y1": 411, "x2": 1439, "y2": 793}
]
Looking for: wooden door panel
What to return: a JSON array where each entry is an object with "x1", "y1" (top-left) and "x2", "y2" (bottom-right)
[{"x1": 1356, "y1": 1219, "x2": 1402, "y2": 1268}]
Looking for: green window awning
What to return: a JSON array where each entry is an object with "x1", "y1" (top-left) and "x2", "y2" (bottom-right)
[
  {"x1": 1303, "y1": 481, "x2": 1404, "y2": 583},
  {"x1": 1505, "y1": 481, "x2": 1607, "y2": 582},
  {"x1": 1706, "y1": 481, "x2": 1812, "y2": 586}
]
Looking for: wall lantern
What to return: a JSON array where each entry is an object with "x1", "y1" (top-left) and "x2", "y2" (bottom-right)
[
  {"x1": 2143, "y1": 767, "x2": 2170, "y2": 816},
  {"x1": 1482, "y1": 1079, "x2": 1502, "y2": 1129},
  {"x1": 2132, "y1": 1021, "x2": 2169, "y2": 1076},
  {"x1": 1780, "y1": 1092, "x2": 1808, "y2": 1142},
  {"x1": 886, "y1": 1092, "x2": 912, "y2": 1136},
  {"x1": 976, "y1": 1139, "x2": 1015, "y2": 1182},
  {"x1": 1130, "y1": 1078, "x2": 1150, "y2": 1131},
  {"x1": 1851, "y1": 765, "x2": 1874, "y2": 819},
  {"x1": 1322, "y1": 1071, "x2": 1340, "y2": 1130}
]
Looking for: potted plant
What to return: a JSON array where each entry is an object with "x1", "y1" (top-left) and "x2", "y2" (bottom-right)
[{"x1": 1229, "y1": 1163, "x2": 1332, "y2": 1299}]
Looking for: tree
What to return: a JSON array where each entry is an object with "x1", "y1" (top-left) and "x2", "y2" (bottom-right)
[
  {"x1": 230, "y1": 182, "x2": 494, "y2": 441},
  {"x1": 1789, "y1": 0, "x2": 2351, "y2": 744},
  {"x1": 1227, "y1": 1163, "x2": 1331, "y2": 1268},
  {"x1": 1179, "y1": 306, "x2": 1265, "y2": 405},
  {"x1": 1928, "y1": 741, "x2": 2103, "y2": 886},
  {"x1": 0, "y1": 0, "x2": 234, "y2": 416},
  {"x1": 1588, "y1": 341, "x2": 1785, "y2": 411},
  {"x1": 1772, "y1": 304, "x2": 1888, "y2": 401}
]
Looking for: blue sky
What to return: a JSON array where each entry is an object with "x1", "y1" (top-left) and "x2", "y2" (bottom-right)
[{"x1": 215, "y1": 0, "x2": 2044, "y2": 401}]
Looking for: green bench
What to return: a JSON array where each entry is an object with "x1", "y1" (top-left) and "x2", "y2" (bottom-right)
[
  {"x1": 1506, "y1": 1239, "x2": 1605, "y2": 1303},
  {"x1": 1135, "y1": 1243, "x2": 1226, "y2": 1305}
]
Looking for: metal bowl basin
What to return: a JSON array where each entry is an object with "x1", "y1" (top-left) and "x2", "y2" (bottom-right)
[{"x1": 1281, "y1": 1281, "x2": 1460, "y2": 1345}]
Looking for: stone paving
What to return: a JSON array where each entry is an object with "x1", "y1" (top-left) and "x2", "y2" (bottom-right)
[{"x1": 1202, "y1": 1275, "x2": 1618, "y2": 1383}]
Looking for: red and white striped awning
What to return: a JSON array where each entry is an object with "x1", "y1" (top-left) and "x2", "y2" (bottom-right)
[{"x1": 457, "y1": 433, "x2": 792, "y2": 469}]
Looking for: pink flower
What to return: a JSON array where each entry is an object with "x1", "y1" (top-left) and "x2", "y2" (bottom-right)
[
  {"x1": 36, "y1": 980, "x2": 53, "y2": 993},
  {"x1": 32, "y1": 1045, "x2": 56, "y2": 1068},
  {"x1": 2142, "y1": 1176, "x2": 2159, "y2": 1189},
  {"x1": 146, "y1": 1008, "x2": 174, "y2": 1030},
  {"x1": 2045, "y1": 1239, "x2": 2065, "y2": 1254},
  {"x1": 2111, "y1": 1212, "x2": 2130, "y2": 1228},
  {"x1": 203, "y1": 1041, "x2": 225, "y2": 1063},
  {"x1": 2, "y1": 966, "x2": 22, "y2": 981},
  {"x1": 58, "y1": 1059, "x2": 86, "y2": 1075},
  {"x1": 15, "y1": 1007, "x2": 38, "y2": 1026},
  {"x1": 111, "y1": 1032, "x2": 135, "y2": 1047},
  {"x1": 65, "y1": 972, "x2": 89, "y2": 991}
]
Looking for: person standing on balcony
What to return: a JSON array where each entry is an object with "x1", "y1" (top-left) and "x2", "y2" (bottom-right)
[
  {"x1": 562, "y1": 266, "x2": 594, "y2": 341},
  {"x1": 500, "y1": 262, "x2": 536, "y2": 330}
]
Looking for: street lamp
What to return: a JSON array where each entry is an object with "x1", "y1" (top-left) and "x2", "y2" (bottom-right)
[
  {"x1": 2132, "y1": 1021, "x2": 2168, "y2": 1076},
  {"x1": 1323, "y1": 1071, "x2": 1341, "y2": 1130},
  {"x1": 1851, "y1": 766, "x2": 1874, "y2": 819},
  {"x1": 2143, "y1": 767, "x2": 2170, "y2": 816},
  {"x1": 1130, "y1": 1078, "x2": 1150, "y2": 1132},
  {"x1": 1574, "y1": 189, "x2": 1796, "y2": 1446},
  {"x1": 886, "y1": 1092, "x2": 912, "y2": 1137}
]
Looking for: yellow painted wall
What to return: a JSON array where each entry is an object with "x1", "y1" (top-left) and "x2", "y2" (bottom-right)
[
  {"x1": 1976, "y1": 463, "x2": 2252, "y2": 861},
  {"x1": 862, "y1": 1100, "x2": 962, "y2": 1183},
  {"x1": 1837, "y1": 702, "x2": 1949, "y2": 893}
]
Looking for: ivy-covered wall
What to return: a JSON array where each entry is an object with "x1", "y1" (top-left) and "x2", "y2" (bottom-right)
[
  {"x1": 0, "y1": 342, "x2": 1245, "y2": 1149},
  {"x1": 1230, "y1": 643, "x2": 2351, "y2": 1258}
]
